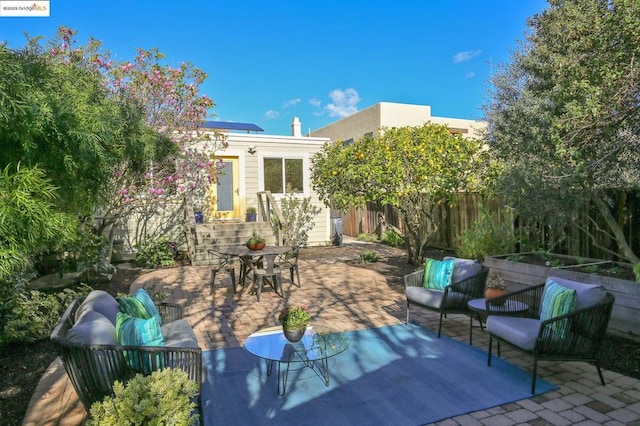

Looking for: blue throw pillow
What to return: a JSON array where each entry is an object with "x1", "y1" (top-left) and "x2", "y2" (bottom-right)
[
  {"x1": 133, "y1": 288, "x2": 162, "y2": 325},
  {"x1": 423, "y1": 258, "x2": 455, "y2": 290},
  {"x1": 118, "y1": 288, "x2": 162, "y2": 325},
  {"x1": 115, "y1": 312, "x2": 165, "y2": 373},
  {"x1": 540, "y1": 280, "x2": 577, "y2": 338}
]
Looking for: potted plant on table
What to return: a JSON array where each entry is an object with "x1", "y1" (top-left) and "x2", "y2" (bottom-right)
[
  {"x1": 246, "y1": 232, "x2": 266, "y2": 250},
  {"x1": 279, "y1": 304, "x2": 311, "y2": 342},
  {"x1": 485, "y1": 273, "x2": 507, "y2": 305}
]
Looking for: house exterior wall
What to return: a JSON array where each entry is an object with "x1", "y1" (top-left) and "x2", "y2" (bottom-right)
[
  {"x1": 195, "y1": 131, "x2": 333, "y2": 246},
  {"x1": 310, "y1": 101, "x2": 486, "y2": 141}
]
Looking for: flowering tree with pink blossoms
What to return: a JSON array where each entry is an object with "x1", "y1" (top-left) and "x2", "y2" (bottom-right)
[{"x1": 44, "y1": 26, "x2": 227, "y2": 256}]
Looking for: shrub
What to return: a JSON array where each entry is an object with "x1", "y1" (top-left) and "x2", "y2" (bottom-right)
[
  {"x1": 1, "y1": 284, "x2": 92, "y2": 346},
  {"x1": 360, "y1": 250, "x2": 379, "y2": 264},
  {"x1": 88, "y1": 368, "x2": 199, "y2": 426},
  {"x1": 357, "y1": 233, "x2": 377, "y2": 242},
  {"x1": 276, "y1": 194, "x2": 322, "y2": 247},
  {"x1": 381, "y1": 230, "x2": 405, "y2": 247},
  {"x1": 135, "y1": 237, "x2": 176, "y2": 269},
  {"x1": 456, "y1": 207, "x2": 515, "y2": 261}
]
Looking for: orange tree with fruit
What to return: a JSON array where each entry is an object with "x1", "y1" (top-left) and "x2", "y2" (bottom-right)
[{"x1": 311, "y1": 123, "x2": 484, "y2": 264}]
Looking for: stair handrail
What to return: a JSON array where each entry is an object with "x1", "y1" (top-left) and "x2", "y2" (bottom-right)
[{"x1": 257, "y1": 191, "x2": 285, "y2": 245}]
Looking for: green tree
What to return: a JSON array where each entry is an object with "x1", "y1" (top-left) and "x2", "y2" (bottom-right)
[
  {"x1": 0, "y1": 43, "x2": 167, "y2": 216},
  {"x1": 0, "y1": 165, "x2": 77, "y2": 338},
  {"x1": 41, "y1": 27, "x2": 226, "y2": 252},
  {"x1": 484, "y1": 0, "x2": 640, "y2": 264},
  {"x1": 312, "y1": 123, "x2": 483, "y2": 264}
]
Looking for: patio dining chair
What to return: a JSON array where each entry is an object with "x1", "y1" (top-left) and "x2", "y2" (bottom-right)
[
  {"x1": 277, "y1": 246, "x2": 301, "y2": 287},
  {"x1": 486, "y1": 276, "x2": 615, "y2": 393},
  {"x1": 251, "y1": 253, "x2": 284, "y2": 301},
  {"x1": 208, "y1": 248, "x2": 237, "y2": 294}
]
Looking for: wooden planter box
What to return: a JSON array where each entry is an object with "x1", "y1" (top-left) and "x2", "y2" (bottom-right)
[{"x1": 484, "y1": 253, "x2": 640, "y2": 341}]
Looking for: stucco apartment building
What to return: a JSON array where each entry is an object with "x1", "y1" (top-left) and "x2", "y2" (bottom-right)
[{"x1": 309, "y1": 101, "x2": 487, "y2": 142}]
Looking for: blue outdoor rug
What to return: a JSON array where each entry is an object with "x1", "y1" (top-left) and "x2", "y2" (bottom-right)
[{"x1": 201, "y1": 323, "x2": 556, "y2": 425}]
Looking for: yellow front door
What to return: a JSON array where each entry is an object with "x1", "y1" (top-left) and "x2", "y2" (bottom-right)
[{"x1": 210, "y1": 156, "x2": 240, "y2": 220}]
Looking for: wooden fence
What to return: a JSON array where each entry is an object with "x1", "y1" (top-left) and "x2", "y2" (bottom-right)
[{"x1": 339, "y1": 191, "x2": 640, "y2": 262}]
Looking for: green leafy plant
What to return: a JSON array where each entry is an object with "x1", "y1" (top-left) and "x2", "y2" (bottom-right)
[
  {"x1": 135, "y1": 237, "x2": 176, "y2": 269},
  {"x1": 360, "y1": 250, "x2": 379, "y2": 264},
  {"x1": 486, "y1": 273, "x2": 506, "y2": 290},
  {"x1": 246, "y1": 206, "x2": 257, "y2": 214},
  {"x1": 381, "y1": 230, "x2": 405, "y2": 247},
  {"x1": 634, "y1": 263, "x2": 640, "y2": 283},
  {"x1": 278, "y1": 304, "x2": 311, "y2": 329},
  {"x1": 1, "y1": 284, "x2": 92, "y2": 346},
  {"x1": 276, "y1": 194, "x2": 322, "y2": 247},
  {"x1": 456, "y1": 207, "x2": 516, "y2": 261},
  {"x1": 357, "y1": 233, "x2": 378, "y2": 242},
  {"x1": 247, "y1": 232, "x2": 266, "y2": 244},
  {"x1": 88, "y1": 368, "x2": 199, "y2": 426}
]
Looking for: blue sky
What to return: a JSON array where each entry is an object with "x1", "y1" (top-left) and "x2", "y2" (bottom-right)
[{"x1": 2, "y1": 0, "x2": 548, "y2": 135}]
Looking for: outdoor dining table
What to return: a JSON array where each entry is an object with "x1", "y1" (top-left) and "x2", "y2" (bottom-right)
[{"x1": 213, "y1": 244, "x2": 292, "y2": 293}]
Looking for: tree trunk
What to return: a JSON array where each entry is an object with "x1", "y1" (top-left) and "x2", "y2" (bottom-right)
[{"x1": 592, "y1": 194, "x2": 639, "y2": 264}]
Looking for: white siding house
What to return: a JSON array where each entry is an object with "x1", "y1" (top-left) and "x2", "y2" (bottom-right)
[{"x1": 196, "y1": 119, "x2": 332, "y2": 246}]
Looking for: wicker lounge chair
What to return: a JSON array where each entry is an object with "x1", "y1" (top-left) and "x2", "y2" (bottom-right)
[
  {"x1": 486, "y1": 276, "x2": 615, "y2": 393},
  {"x1": 405, "y1": 258, "x2": 489, "y2": 343}
]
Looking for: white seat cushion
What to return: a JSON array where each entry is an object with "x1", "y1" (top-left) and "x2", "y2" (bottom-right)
[
  {"x1": 406, "y1": 287, "x2": 445, "y2": 309},
  {"x1": 487, "y1": 316, "x2": 540, "y2": 351}
]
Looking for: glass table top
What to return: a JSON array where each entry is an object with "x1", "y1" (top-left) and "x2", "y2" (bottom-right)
[{"x1": 244, "y1": 324, "x2": 349, "y2": 363}]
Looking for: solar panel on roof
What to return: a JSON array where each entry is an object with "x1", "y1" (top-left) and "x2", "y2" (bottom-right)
[{"x1": 202, "y1": 121, "x2": 264, "y2": 132}]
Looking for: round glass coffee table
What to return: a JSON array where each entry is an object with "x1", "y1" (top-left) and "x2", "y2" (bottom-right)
[{"x1": 244, "y1": 324, "x2": 349, "y2": 395}]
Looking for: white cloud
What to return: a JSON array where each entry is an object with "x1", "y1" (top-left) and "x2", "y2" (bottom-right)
[
  {"x1": 453, "y1": 50, "x2": 482, "y2": 63},
  {"x1": 283, "y1": 98, "x2": 300, "y2": 108},
  {"x1": 308, "y1": 97, "x2": 322, "y2": 107},
  {"x1": 465, "y1": 71, "x2": 475, "y2": 79},
  {"x1": 265, "y1": 110, "x2": 279, "y2": 119},
  {"x1": 326, "y1": 88, "x2": 360, "y2": 118}
]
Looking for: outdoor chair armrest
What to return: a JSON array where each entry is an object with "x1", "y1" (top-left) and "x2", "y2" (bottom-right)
[
  {"x1": 404, "y1": 269, "x2": 425, "y2": 289},
  {"x1": 486, "y1": 283, "x2": 545, "y2": 318},
  {"x1": 536, "y1": 292, "x2": 615, "y2": 353},
  {"x1": 158, "y1": 302, "x2": 183, "y2": 323}
]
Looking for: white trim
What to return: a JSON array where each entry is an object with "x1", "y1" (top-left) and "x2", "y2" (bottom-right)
[{"x1": 257, "y1": 151, "x2": 311, "y2": 196}]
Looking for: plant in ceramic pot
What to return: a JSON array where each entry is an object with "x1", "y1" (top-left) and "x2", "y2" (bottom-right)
[
  {"x1": 246, "y1": 232, "x2": 266, "y2": 250},
  {"x1": 278, "y1": 304, "x2": 311, "y2": 342},
  {"x1": 485, "y1": 273, "x2": 507, "y2": 305},
  {"x1": 245, "y1": 206, "x2": 257, "y2": 222}
]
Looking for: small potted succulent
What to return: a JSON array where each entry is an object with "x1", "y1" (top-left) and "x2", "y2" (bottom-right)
[
  {"x1": 245, "y1": 207, "x2": 257, "y2": 222},
  {"x1": 278, "y1": 304, "x2": 311, "y2": 342},
  {"x1": 485, "y1": 273, "x2": 507, "y2": 305},
  {"x1": 246, "y1": 231, "x2": 266, "y2": 250}
]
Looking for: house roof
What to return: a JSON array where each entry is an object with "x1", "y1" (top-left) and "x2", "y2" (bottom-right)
[{"x1": 202, "y1": 121, "x2": 264, "y2": 133}]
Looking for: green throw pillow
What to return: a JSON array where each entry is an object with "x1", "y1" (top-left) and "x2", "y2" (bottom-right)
[
  {"x1": 540, "y1": 280, "x2": 577, "y2": 338},
  {"x1": 115, "y1": 312, "x2": 165, "y2": 373},
  {"x1": 423, "y1": 258, "x2": 455, "y2": 290},
  {"x1": 118, "y1": 295, "x2": 151, "y2": 320},
  {"x1": 133, "y1": 288, "x2": 162, "y2": 325},
  {"x1": 118, "y1": 288, "x2": 162, "y2": 325}
]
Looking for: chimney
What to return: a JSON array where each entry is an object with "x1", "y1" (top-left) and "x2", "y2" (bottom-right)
[{"x1": 291, "y1": 116, "x2": 302, "y2": 137}]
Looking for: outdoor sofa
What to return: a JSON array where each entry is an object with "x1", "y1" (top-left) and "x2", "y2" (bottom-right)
[{"x1": 50, "y1": 289, "x2": 202, "y2": 413}]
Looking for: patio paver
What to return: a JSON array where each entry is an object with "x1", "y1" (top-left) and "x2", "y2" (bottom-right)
[{"x1": 22, "y1": 245, "x2": 640, "y2": 425}]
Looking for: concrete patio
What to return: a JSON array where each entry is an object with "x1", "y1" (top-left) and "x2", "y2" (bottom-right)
[{"x1": 23, "y1": 243, "x2": 640, "y2": 425}]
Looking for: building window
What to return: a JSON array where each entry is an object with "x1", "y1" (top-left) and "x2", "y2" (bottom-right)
[{"x1": 264, "y1": 158, "x2": 303, "y2": 194}]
